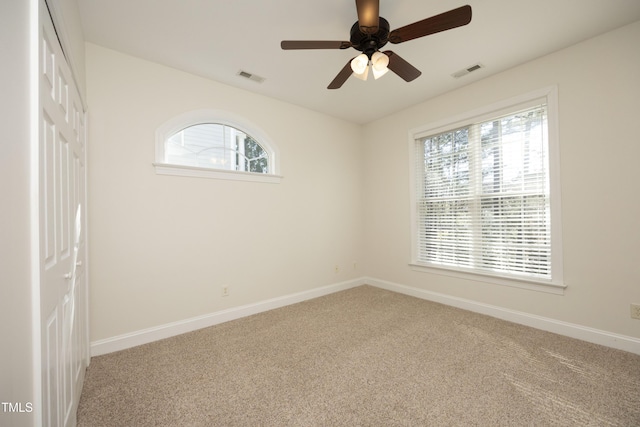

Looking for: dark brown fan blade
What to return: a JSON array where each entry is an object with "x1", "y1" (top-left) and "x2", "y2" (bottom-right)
[
  {"x1": 281, "y1": 40, "x2": 352, "y2": 50},
  {"x1": 388, "y1": 5, "x2": 472, "y2": 44},
  {"x1": 328, "y1": 59, "x2": 355, "y2": 89},
  {"x1": 384, "y1": 51, "x2": 421, "y2": 82},
  {"x1": 355, "y1": 0, "x2": 379, "y2": 34}
]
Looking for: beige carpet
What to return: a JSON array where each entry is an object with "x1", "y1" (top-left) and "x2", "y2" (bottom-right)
[{"x1": 77, "y1": 285, "x2": 640, "y2": 426}]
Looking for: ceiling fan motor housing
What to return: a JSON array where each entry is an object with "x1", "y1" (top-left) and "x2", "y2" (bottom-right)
[{"x1": 350, "y1": 17, "x2": 390, "y2": 58}]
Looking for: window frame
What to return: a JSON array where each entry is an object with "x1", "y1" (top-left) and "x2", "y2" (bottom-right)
[
  {"x1": 154, "y1": 109, "x2": 282, "y2": 183},
  {"x1": 408, "y1": 86, "x2": 564, "y2": 294}
]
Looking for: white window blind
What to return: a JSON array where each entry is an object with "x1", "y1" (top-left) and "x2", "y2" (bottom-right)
[{"x1": 414, "y1": 101, "x2": 555, "y2": 282}]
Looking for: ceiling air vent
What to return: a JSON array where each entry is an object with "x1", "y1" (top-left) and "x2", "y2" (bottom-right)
[
  {"x1": 451, "y1": 63, "x2": 484, "y2": 79},
  {"x1": 237, "y1": 70, "x2": 265, "y2": 84}
]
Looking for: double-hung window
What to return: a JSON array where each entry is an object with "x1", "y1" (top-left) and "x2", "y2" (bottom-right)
[{"x1": 409, "y1": 87, "x2": 563, "y2": 292}]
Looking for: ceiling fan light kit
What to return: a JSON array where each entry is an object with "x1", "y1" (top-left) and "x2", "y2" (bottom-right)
[
  {"x1": 281, "y1": 1, "x2": 472, "y2": 89},
  {"x1": 351, "y1": 51, "x2": 390, "y2": 81}
]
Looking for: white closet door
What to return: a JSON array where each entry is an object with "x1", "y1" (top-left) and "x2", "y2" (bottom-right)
[{"x1": 39, "y1": 0, "x2": 89, "y2": 425}]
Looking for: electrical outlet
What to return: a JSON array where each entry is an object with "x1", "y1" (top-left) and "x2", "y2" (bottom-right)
[
  {"x1": 631, "y1": 303, "x2": 640, "y2": 320},
  {"x1": 222, "y1": 286, "x2": 229, "y2": 297}
]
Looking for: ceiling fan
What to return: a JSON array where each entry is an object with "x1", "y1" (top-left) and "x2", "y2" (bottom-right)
[{"x1": 281, "y1": 1, "x2": 472, "y2": 89}]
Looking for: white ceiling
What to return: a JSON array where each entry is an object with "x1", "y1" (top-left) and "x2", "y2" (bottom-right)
[{"x1": 77, "y1": 0, "x2": 640, "y2": 124}]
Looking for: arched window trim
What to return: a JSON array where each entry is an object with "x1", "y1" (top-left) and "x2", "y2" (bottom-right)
[{"x1": 153, "y1": 109, "x2": 282, "y2": 183}]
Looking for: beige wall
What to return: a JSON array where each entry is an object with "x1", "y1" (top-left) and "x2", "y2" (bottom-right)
[
  {"x1": 362, "y1": 21, "x2": 640, "y2": 338},
  {"x1": 86, "y1": 44, "x2": 364, "y2": 341},
  {"x1": 87, "y1": 21, "x2": 640, "y2": 346},
  {"x1": 0, "y1": 2, "x2": 36, "y2": 426}
]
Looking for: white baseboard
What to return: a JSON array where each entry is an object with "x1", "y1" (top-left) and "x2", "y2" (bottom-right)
[
  {"x1": 365, "y1": 277, "x2": 640, "y2": 355},
  {"x1": 91, "y1": 276, "x2": 640, "y2": 357},
  {"x1": 91, "y1": 277, "x2": 366, "y2": 357}
]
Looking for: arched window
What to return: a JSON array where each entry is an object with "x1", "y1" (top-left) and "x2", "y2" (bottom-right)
[
  {"x1": 166, "y1": 124, "x2": 268, "y2": 173},
  {"x1": 154, "y1": 110, "x2": 281, "y2": 183}
]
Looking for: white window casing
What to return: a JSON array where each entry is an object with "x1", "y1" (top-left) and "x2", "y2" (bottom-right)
[{"x1": 408, "y1": 86, "x2": 564, "y2": 294}]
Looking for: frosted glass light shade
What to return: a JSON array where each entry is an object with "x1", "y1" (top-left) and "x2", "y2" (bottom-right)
[
  {"x1": 351, "y1": 53, "x2": 369, "y2": 80},
  {"x1": 371, "y1": 51, "x2": 389, "y2": 79}
]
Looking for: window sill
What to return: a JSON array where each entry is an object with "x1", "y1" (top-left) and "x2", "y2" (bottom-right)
[
  {"x1": 409, "y1": 262, "x2": 566, "y2": 295},
  {"x1": 153, "y1": 163, "x2": 283, "y2": 184}
]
